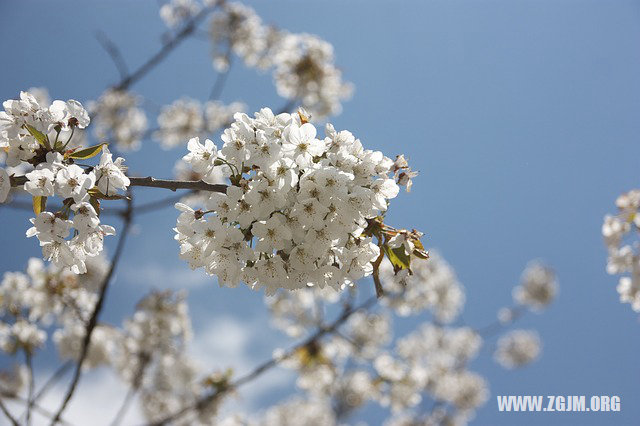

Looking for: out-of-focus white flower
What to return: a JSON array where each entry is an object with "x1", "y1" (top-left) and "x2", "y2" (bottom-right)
[
  {"x1": 90, "y1": 89, "x2": 148, "y2": 151},
  {"x1": 513, "y1": 262, "x2": 557, "y2": 311},
  {"x1": 494, "y1": 329, "x2": 542, "y2": 369},
  {"x1": 160, "y1": 0, "x2": 201, "y2": 28},
  {"x1": 380, "y1": 251, "x2": 465, "y2": 322}
]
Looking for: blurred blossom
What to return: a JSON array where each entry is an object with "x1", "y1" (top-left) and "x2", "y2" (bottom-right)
[
  {"x1": 513, "y1": 262, "x2": 557, "y2": 311},
  {"x1": 90, "y1": 89, "x2": 148, "y2": 151},
  {"x1": 494, "y1": 329, "x2": 542, "y2": 369}
]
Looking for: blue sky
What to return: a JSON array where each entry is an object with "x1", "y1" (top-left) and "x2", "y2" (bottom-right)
[{"x1": 1, "y1": 0, "x2": 640, "y2": 425}]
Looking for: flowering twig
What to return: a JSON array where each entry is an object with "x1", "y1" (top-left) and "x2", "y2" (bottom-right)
[
  {"x1": 49, "y1": 195, "x2": 134, "y2": 425},
  {"x1": 146, "y1": 295, "x2": 379, "y2": 426}
]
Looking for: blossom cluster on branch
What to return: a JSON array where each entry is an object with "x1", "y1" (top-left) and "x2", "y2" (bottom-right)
[
  {"x1": 0, "y1": 92, "x2": 130, "y2": 274},
  {"x1": 175, "y1": 108, "x2": 420, "y2": 295}
]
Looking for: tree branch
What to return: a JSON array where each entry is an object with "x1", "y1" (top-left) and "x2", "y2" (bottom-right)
[
  {"x1": 10, "y1": 175, "x2": 227, "y2": 194},
  {"x1": 48, "y1": 196, "x2": 134, "y2": 425},
  {"x1": 128, "y1": 177, "x2": 227, "y2": 193},
  {"x1": 95, "y1": 31, "x2": 129, "y2": 81}
]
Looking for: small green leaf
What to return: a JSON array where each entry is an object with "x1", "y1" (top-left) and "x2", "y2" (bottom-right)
[
  {"x1": 383, "y1": 244, "x2": 412, "y2": 273},
  {"x1": 412, "y1": 239, "x2": 430, "y2": 259},
  {"x1": 69, "y1": 143, "x2": 108, "y2": 160},
  {"x1": 32, "y1": 196, "x2": 47, "y2": 215},
  {"x1": 25, "y1": 124, "x2": 50, "y2": 149}
]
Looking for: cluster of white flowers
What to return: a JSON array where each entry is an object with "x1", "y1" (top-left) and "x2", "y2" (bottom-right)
[
  {"x1": 89, "y1": 89, "x2": 148, "y2": 151},
  {"x1": 210, "y1": 3, "x2": 352, "y2": 118},
  {"x1": 603, "y1": 189, "x2": 640, "y2": 312},
  {"x1": 0, "y1": 91, "x2": 89, "y2": 167},
  {"x1": 24, "y1": 146, "x2": 128, "y2": 273},
  {"x1": 155, "y1": 98, "x2": 245, "y2": 149},
  {"x1": 494, "y1": 329, "x2": 541, "y2": 369},
  {"x1": 175, "y1": 108, "x2": 414, "y2": 295}
]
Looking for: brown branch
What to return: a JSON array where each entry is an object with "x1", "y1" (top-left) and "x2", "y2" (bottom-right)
[
  {"x1": 49, "y1": 196, "x2": 134, "y2": 425},
  {"x1": 128, "y1": 177, "x2": 227, "y2": 193},
  {"x1": 145, "y1": 296, "x2": 379, "y2": 426}
]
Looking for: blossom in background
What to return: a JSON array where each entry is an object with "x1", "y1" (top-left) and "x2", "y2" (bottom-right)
[
  {"x1": 160, "y1": 0, "x2": 201, "y2": 29},
  {"x1": 90, "y1": 89, "x2": 148, "y2": 151},
  {"x1": 494, "y1": 329, "x2": 542, "y2": 369},
  {"x1": 513, "y1": 262, "x2": 557, "y2": 311},
  {"x1": 209, "y1": 2, "x2": 352, "y2": 118},
  {"x1": 155, "y1": 98, "x2": 245, "y2": 149}
]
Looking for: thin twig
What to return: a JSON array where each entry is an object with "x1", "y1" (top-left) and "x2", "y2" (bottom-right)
[
  {"x1": 145, "y1": 296, "x2": 378, "y2": 426},
  {"x1": 5, "y1": 395, "x2": 74, "y2": 426},
  {"x1": 31, "y1": 361, "x2": 74, "y2": 406},
  {"x1": 209, "y1": 50, "x2": 232, "y2": 101},
  {"x1": 25, "y1": 350, "x2": 35, "y2": 426},
  {"x1": 475, "y1": 305, "x2": 527, "y2": 337},
  {"x1": 110, "y1": 353, "x2": 149, "y2": 426},
  {"x1": 49, "y1": 196, "x2": 134, "y2": 425},
  {"x1": 0, "y1": 398, "x2": 19, "y2": 426},
  {"x1": 95, "y1": 31, "x2": 129, "y2": 80}
]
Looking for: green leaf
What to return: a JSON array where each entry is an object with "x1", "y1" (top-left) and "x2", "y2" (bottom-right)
[
  {"x1": 25, "y1": 124, "x2": 50, "y2": 149},
  {"x1": 69, "y1": 143, "x2": 107, "y2": 160},
  {"x1": 32, "y1": 196, "x2": 47, "y2": 215},
  {"x1": 383, "y1": 244, "x2": 412, "y2": 273}
]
